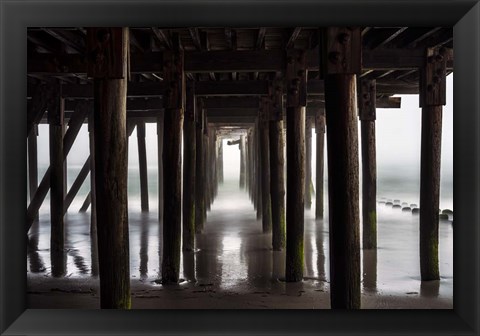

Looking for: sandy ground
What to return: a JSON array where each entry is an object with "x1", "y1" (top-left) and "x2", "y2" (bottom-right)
[{"x1": 27, "y1": 181, "x2": 453, "y2": 309}]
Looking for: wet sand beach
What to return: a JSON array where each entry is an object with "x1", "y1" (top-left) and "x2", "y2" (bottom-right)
[{"x1": 27, "y1": 181, "x2": 453, "y2": 309}]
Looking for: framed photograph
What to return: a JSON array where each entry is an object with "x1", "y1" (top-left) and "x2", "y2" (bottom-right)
[{"x1": 1, "y1": 0, "x2": 479, "y2": 335}]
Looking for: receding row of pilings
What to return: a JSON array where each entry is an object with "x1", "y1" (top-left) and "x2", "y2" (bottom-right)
[{"x1": 26, "y1": 27, "x2": 448, "y2": 309}]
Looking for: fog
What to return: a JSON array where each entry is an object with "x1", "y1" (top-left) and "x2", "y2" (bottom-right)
[{"x1": 34, "y1": 74, "x2": 453, "y2": 184}]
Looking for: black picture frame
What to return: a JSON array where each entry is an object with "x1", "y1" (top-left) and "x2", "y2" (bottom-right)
[{"x1": 1, "y1": 0, "x2": 479, "y2": 335}]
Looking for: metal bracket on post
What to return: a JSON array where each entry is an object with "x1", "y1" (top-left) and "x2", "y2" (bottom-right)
[
  {"x1": 420, "y1": 47, "x2": 447, "y2": 107},
  {"x1": 286, "y1": 49, "x2": 307, "y2": 108},
  {"x1": 315, "y1": 109, "x2": 326, "y2": 134},
  {"x1": 269, "y1": 80, "x2": 284, "y2": 121},
  {"x1": 163, "y1": 34, "x2": 185, "y2": 110},
  {"x1": 320, "y1": 27, "x2": 362, "y2": 78},
  {"x1": 87, "y1": 28, "x2": 129, "y2": 79},
  {"x1": 358, "y1": 79, "x2": 376, "y2": 121},
  {"x1": 47, "y1": 83, "x2": 64, "y2": 126}
]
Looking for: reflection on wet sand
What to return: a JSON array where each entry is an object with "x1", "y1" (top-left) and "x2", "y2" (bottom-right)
[
  {"x1": 362, "y1": 249, "x2": 377, "y2": 293},
  {"x1": 27, "y1": 181, "x2": 453, "y2": 308}
]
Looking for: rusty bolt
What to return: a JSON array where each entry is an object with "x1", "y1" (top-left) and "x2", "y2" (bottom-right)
[
  {"x1": 338, "y1": 32, "x2": 350, "y2": 44},
  {"x1": 329, "y1": 51, "x2": 341, "y2": 64},
  {"x1": 96, "y1": 29, "x2": 110, "y2": 43}
]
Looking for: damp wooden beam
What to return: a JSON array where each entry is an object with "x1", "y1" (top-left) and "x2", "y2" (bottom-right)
[
  {"x1": 64, "y1": 156, "x2": 91, "y2": 214},
  {"x1": 217, "y1": 139, "x2": 224, "y2": 184},
  {"x1": 88, "y1": 27, "x2": 131, "y2": 309},
  {"x1": 269, "y1": 81, "x2": 286, "y2": 250},
  {"x1": 322, "y1": 27, "x2": 361, "y2": 309},
  {"x1": 183, "y1": 83, "x2": 196, "y2": 251},
  {"x1": 28, "y1": 126, "x2": 39, "y2": 221},
  {"x1": 358, "y1": 79, "x2": 378, "y2": 249},
  {"x1": 157, "y1": 109, "x2": 164, "y2": 222},
  {"x1": 239, "y1": 135, "x2": 246, "y2": 189},
  {"x1": 48, "y1": 84, "x2": 65, "y2": 254},
  {"x1": 137, "y1": 122, "x2": 149, "y2": 212},
  {"x1": 305, "y1": 116, "x2": 313, "y2": 209},
  {"x1": 195, "y1": 99, "x2": 206, "y2": 233},
  {"x1": 27, "y1": 47, "x2": 453, "y2": 75},
  {"x1": 419, "y1": 47, "x2": 447, "y2": 281},
  {"x1": 161, "y1": 33, "x2": 185, "y2": 284},
  {"x1": 315, "y1": 109, "x2": 325, "y2": 219},
  {"x1": 88, "y1": 110, "x2": 97, "y2": 234},
  {"x1": 285, "y1": 49, "x2": 306, "y2": 282},
  {"x1": 259, "y1": 98, "x2": 272, "y2": 233},
  {"x1": 26, "y1": 101, "x2": 89, "y2": 231},
  {"x1": 28, "y1": 79, "x2": 417, "y2": 100}
]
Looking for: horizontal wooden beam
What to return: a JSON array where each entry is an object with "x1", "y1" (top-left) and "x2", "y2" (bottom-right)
[
  {"x1": 28, "y1": 79, "x2": 418, "y2": 100},
  {"x1": 27, "y1": 48, "x2": 453, "y2": 75}
]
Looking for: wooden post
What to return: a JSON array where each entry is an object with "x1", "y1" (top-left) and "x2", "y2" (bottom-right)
[
  {"x1": 28, "y1": 125, "x2": 39, "y2": 222},
  {"x1": 259, "y1": 98, "x2": 272, "y2": 233},
  {"x1": 269, "y1": 82, "x2": 286, "y2": 250},
  {"x1": 315, "y1": 109, "x2": 326, "y2": 219},
  {"x1": 87, "y1": 27, "x2": 131, "y2": 309},
  {"x1": 205, "y1": 129, "x2": 211, "y2": 211},
  {"x1": 305, "y1": 116, "x2": 313, "y2": 209},
  {"x1": 285, "y1": 49, "x2": 307, "y2": 282},
  {"x1": 88, "y1": 110, "x2": 97, "y2": 234},
  {"x1": 162, "y1": 33, "x2": 185, "y2": 284},
  {"x1": 419, "y1": 47, "x2": 447, "y2": 281},
  {"x1": 26, "y1": 102, "x2": 88, "y2": 231},
  {"x1": 359, "y1": 79, "x2": 377, "y2": 249},
  {"x1": 218, "y1": 139, "x2": 224, "y2": 184},
  {"x1": 48, "y1": 84, "x2": 65, "y2": 254},
  {"x1": 195, "y1": 99, "x2": 205, "y2": 233},
  {"x1": 321, "y1": 27, "x2": 362, "y2": 309},
  {"x1": 239, "y1": 134, "x2": 246, "y2": 189},
  {"x1": 183, "y1": 83, "x2": 196, "y2": 251},
  {"x1": 255, "y1": 122, "x2": 263, "y2": 220},
  {"x1": 157, "y1": 111, "x2": 164, "y2": 221},
  {"x1": 137, "y1": 122, "x2": 149, "y2": 212}
]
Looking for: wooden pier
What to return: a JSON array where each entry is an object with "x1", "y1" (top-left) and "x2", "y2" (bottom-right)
[{"x1": 26, "y1": 26, "x2": 452, "y2": 309}]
